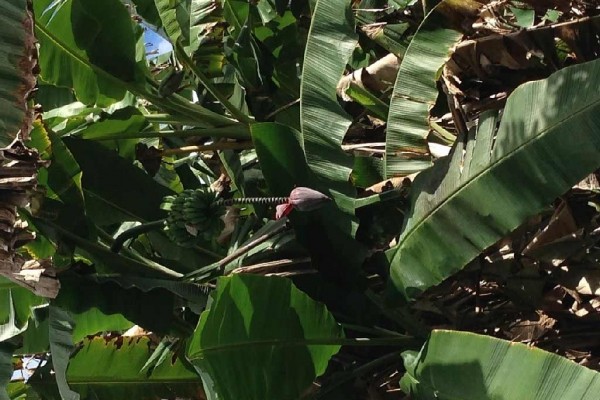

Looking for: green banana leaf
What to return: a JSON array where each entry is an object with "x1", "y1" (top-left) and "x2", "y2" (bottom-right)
[
  {"x1": 19, "y1": 274, "x2": 202, "y2": 355},
  {"x1": 52, "y1": 276, "x2": 175, "y2": 335},
  {"x1": 33, "y1": 0, "x2": 137, "y2": 105},
  {"x1": 19, "y1": 305, "x2": 131, "y2": 355},
  {"x1": 0, "y1": 0, "x2": 37, "y2": 146},
  {"x1": 28, "y1": 121, "x2": 85, "y2": 212},
  {"x1": 65, "y1": 336, "x2": 202, "y2": 399},
  {"x1": 300, "y1": 0, "x2": 356, "y2": 199},
  {"x1": 76, "y1": 107, "x2": 147, "y2": 151},
  {"x1": 385, "y1": 0, "x2": 480, "y2": 177},
  {"x1": 251, "y1": 122, "x2": 312, "y2": 195},
  {"x1": 26, "y1": 285, "x2": 188, "y2": 398},
  {"x1": 34, "y1": 0, "x2": 235, "y2": 126},
  {"x1": 388, "y1": 57, "x2": 600, "y2": 300},
  {"x1": 345, "y1": 83, "x2": 389, "y2": 121},
  {"x1": 223, "y1": 0, "x2": 249, "y2": 38},
  {"x1": 63, "y1": 138, "x2": 171, "y2": 224},
  {"x1": 191, "y1": 0, "x2": 218, "y2": 27},
  {"x1": 36, "y1": 83, "x2": 77, "y2": 111},
  {"x1": 91, "y1": 275, "x2": 208, "y2": 312},
  {"x1": 155, "y1": 0, "x2": 192, "y2": 47},
  {"x1": 292, "y1": 0, "x2": 369, "y2": 274},
  {"x1": 0, "y1": 283, "x2": 46, "y2": 342},
  {"x1": 48, "y1": 306, "x2": 78, "y2": 400},
  {"x1": 401, "y1": 330, "x2": 600, "y2": 399},
  {"x1": 131, "y1": 0, "x2": 162, "y2": 27},
  {"x1": 187, "y1": 274, "x2": 343, "y2": 400}
]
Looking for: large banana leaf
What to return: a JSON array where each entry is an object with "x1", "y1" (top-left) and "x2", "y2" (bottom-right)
[
  {"x1": 292, "y1": 0, "x2": 369, "y2": 274},
  {"x1": 66, "y1": 336, "x2": 202, "y2": 399},
  {"x1": 20, "y1": 275, "x2": 201, "y2": 355},
  {"x1": 27, "y1": 288, "x2": 185, "y2": 398},
  {"x1": 388, "y1": 58, "x2": 600, "y2": 300},
  {"x1": 251, "y1": 122, "x2": 312, "y2": 195},
  {"x1": 384, "y1": 0, "x2": 480, "y2": 177},
  {"x1": 63, "y1": 138, "x2": 171, "y2": 224},
  {"x1": 33, "y1": 0, "x2": 135, "y2": 105},
  {"x1": 53, "y1": 275, "x2": 177, "y2": 335},
  {"x1": 301, "y1": 0, "x2": 356, "y2": 199},
  {"x1": 401, "y1": 330, "x2": 600, "y2": 399},
  {"x1": 0, "y1": 0, "x2": 37, "y2": 146},
  {"x1": 187, "y1": 274, "x2": 343, "y2": 400}
]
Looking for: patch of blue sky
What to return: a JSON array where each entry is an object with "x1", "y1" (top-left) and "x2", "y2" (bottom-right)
[{"x1": 143, "y1": 23, "x2": 173, "y2": 59}]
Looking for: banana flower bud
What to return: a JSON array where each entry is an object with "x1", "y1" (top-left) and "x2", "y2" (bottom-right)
[{"x1": 276, "y1": 187, "x2": 331, "y2": 219}]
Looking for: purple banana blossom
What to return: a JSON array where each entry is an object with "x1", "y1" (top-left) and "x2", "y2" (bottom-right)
[{"x1": 276, "y1": 187, "x2": 331, "y2": 219}]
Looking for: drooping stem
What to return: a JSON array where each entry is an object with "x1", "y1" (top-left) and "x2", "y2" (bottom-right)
[
  {"x1": 229, "y1": 257, "x2": 312, "y2": 275},
  {"x1": 96, "y1": 228, "x2": 186, "y2": 277},
  {"x1": 110, "y1": 219, "x2": 167, "y2": 253},
  {"x1": 264, "y1": 99, "x2": 300, "y2": 120}
]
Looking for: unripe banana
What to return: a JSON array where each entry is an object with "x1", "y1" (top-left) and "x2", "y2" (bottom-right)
[{"x1": 162, "y1": 187, "x2": 226, "y2": 247}]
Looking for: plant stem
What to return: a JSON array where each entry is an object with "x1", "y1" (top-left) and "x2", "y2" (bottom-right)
[
  {"x1": 430, "y1": 120, "x2": 456, "y2": 144},
  {"x1": 94, "y1": 228, "x2": 184, "y2": 278},
  {"x1": 341, "y1": 323, "x2": 406, "y2": 337},
  {"x1": 264, "y1": 99, "x2": 300, "y2": 120},
  {"x1": 89, "y1": 125, "x2": 251, "y2": 141},
  {"x1": 30, "y1": 215, "x2": 182, "y2": 278},
  {"x1": 162, "y1": 141, "x2": 254, "y2": 156},
  {"x1": 217, "y1": 222, "x2": 290, "y2": 272},
  {"x1": 108, "y1": 220, "x2": 223, "y2": 260},
  {"x1": 190, "y1": 336, "x2": 421, "y2": 358},
  {"x1": 143, "y1": 113, "x2": 198, "y2": 125},
  {"x1": 175, "y1": 41, "x2": 253, "y2": 124},
  {"x1": 110, "y1": 219, "x2": 167, "y2": 253},
  {"x1": 229, "y1": 257, "x2": 312, "y2": 275}
]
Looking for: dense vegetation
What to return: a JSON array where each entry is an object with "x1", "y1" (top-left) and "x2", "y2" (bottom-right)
[{"x1": 3, "y1": 0, "x2": 600, "y2": 399}]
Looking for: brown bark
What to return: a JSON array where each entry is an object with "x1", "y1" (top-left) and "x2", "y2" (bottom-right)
[{"x1": 0, "y1": 140, "x2": 59, "y2": 298}]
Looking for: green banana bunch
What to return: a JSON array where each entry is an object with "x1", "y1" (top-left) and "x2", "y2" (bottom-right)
[{"x1": 161, "y1": 188, "x2": 225, "y2": 247}]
